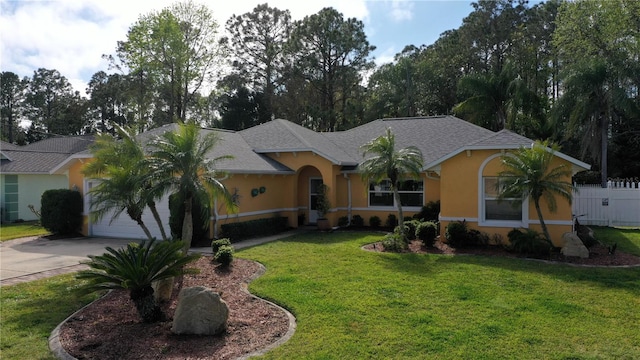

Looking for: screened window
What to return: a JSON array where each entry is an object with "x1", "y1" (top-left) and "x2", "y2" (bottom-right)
[
  {"x1": 369, "y1": 179, "x2": 423, "y2": 207},
  {"x1": 483, "y1": 177, "x2": 522, "y2": 221}
]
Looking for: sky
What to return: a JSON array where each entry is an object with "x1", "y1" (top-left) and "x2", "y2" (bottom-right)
[{"x1": 1, "y1": 0, "x2": 477, "y2": 95}]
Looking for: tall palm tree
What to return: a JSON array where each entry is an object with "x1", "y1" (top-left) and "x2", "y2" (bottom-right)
[
  {"x1": 146, "y1": 122, "x2": 236, "y2": 250},
  {"x1": 498, "y1": 140, "x2": 574, "y2": 243},
  {"x1": 83, "y1": 125, "x2": 168, "y2": 240},
  {"x1": 454, "y1": 63, "x2": 543, "y2": 132},
  {"x1": 360, "y1": 128, "x2": 423, "y2": 236},
  {"x1": 556, "y1": 60, "x2": 632, "y2": 187}
]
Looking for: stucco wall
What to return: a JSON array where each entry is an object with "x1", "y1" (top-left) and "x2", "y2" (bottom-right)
[{"x1": 439, "y1": 149, "x2": 573, "y2": 246}]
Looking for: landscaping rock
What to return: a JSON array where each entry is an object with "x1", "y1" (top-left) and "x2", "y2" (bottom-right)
[
  {"x1": 561, "y1": 232, "x2": 589, "y2": 258},
  {"x1": 171, "y1": 286, "x2": 229, "y2": 335}
]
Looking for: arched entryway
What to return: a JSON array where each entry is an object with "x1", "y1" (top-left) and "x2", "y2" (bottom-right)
[{"x1": 297, "y1": 165, "x2": 323, "y2": 225}]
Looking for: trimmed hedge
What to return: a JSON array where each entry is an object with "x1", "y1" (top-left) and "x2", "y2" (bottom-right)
[
  {"x1": 220, "y1": 216, "x2": 289, "y2": 242},
  {"x1": 41, "y1": 189, "x2": 83, "y2": 235}
]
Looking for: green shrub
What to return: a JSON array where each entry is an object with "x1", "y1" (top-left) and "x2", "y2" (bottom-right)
[
  {"x1": 40, "y1": 189, "x2": 83, "y2": 235},
  {"x1": 413, "y1": 200, "x2": 440, "y2": 221},
  {"x1": 386, "y1": 214, "x2": 398, "y2": 228},
  {"x1": 220, "y1": 216, "x2": 288, "y2": 242},
  {"x1": 382, "y1": 232, "x2": 407, "y2": 252},
  {"x1": 338, "y1": 216, "x2": 349, "y2": 227},
  {"x1": 369, "y1": 216, "x2": 381, "y2": 228},
  {"x1": 507, "y1": 228, "x2": 552, "y2": 257},
  {"x1": 403, "y1": 220, "x2": 420, "y2": 240},
  {"x1": 445, "y1": 220, "x2": 469, "y2": 247},
  {"x1": 468, "y1": 229, "x2": 489, "y2": 246},
  {"x1": 169, "y1": 192, "x2": 209, "y2": 242},
  {"x1": 211, "y1": 238, "x2": 231, "y2": 254},
  {"x1": 214, "y1": 245, "x2": 234, "y2": 267},
  {"x1": 352, "y1": 215, "x2": 364, "y2": 227},
  {"x1": 416, "y1": 221, "x2": 438, "y2": 247}
]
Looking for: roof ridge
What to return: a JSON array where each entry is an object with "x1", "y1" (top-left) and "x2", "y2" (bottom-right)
[{"x1": 278, "y1": 119, "x2": 314, "y2": 149}]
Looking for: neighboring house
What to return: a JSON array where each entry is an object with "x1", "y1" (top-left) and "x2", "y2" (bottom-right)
[
  {"x1": 60, "y1": 116, "x2": 589, "y2": 246},
  {"x1": 0, "y1": 136, "x2": 94, "y2": 222}
]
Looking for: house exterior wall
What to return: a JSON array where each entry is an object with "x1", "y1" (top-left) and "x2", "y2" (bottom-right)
[
  {"x1": 341, "y1": 173, "x2": 440, "y2": 226},
  {"x1": 0, "y1": 173, "x2": 68, "y2": 222},
  {"x1": 215, "y1": 173, "x2": 298, "y2": 231},
  {"x1": 439, "y1": 149, "x2": 573, "y2": 247}
]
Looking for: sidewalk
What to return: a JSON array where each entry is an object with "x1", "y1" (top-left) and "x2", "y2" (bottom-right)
[{"x1": 1, "y1": 229, "x2": 308, "y2": 286}]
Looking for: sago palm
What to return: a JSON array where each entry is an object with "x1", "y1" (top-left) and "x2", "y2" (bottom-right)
[
  {"x1": 146, "y1": 122, "x2": 236, "y2": 251},
  {"x1": 360, "y1": 128, "x2": 423, "y2": 236},
  {"x1": 77, "y1": 239, "x2": 200, "y2": 323},
  {"x1": 498, "y1": 140, "x2": 574, "y2": 243}
]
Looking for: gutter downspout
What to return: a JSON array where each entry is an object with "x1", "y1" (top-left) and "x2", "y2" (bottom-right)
[{"x1": 344, "y1": 173, "x2": 352, "y2": 226}]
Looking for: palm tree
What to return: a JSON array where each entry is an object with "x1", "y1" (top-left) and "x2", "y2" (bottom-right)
[
  {"x1": 360, "y1": 128, "x2": 423, "y2": 236},
  {"x1": 454, "y1": 63, "x2": 543, "y2": 132},
  {"x1": 498, "y1": 140, "x2": 574, "y2": 243},
  {"x1": 77, "y1": 239, "x2": 200, "y2": 323},
  {"x1": 83, "y1": 125, "x2": 168, "y2": 240},
  {"x1": 146, "y1": 122, "x2": 236, "y2": 250},
  {"x1": 555, "y1": 60, "x2": 632, "y2": 187}
]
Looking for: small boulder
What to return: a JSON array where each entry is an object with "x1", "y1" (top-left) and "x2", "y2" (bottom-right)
[
  {"x1": 171, "y1": 286, "x2": 229, "y2": 335},
  {"x1": 561, "y1": 232, "x2": 589, "y2": 259}
]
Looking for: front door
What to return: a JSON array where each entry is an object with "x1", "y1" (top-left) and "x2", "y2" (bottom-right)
[{"x1": 309, "y1": 178, "x2": 323, "y2": 223}]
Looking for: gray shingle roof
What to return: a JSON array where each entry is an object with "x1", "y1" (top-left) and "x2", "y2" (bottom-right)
[
  {"x1": 22, "y1": 135, "x2": 94, "y2": 153},
  {"x1": 239, "y1": 119, "x2": 357, "y2": 165},
  {"x1": 0, "y1": 136, "x2": 95, "y2": 174},
  {"x1": 0, "y1": 141, "x2": 20, "y2": 151},
  {"x1": 468, "y1": 129, "x2": 533, "y2": 148},
  {"x1": 325, "y1": 115, "x2": 496, "y2": 166}
]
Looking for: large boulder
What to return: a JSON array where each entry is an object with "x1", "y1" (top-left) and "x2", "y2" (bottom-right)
[
  {"x1": 561, "y1": 232, "x2": 590, "y2": 259},
  {"x1": 171, "y1": 286, "x2": 229, "y2": 335}
]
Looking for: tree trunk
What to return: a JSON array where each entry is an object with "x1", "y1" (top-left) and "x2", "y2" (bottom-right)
[
  {"x1": 130, "y1": 286, "x2": 165, "y2": 323},
  {"x1": 393, "y1": 188, "x2": 404, "y2": 236},
  {"x1": 148, "y1": 200, "x2": 168, "y2": 241},
  {"x1": 181, "y1": 195, "x2": 194, "y2": 252},
  {"x1": 135, "y1": 217, "x2": 154, "y2": 241},
  {"x1": 600, "y1": 111, "x2": 608, "y2": 188},
  {"x1": 534, "y1": 198, "x2": 552, "y2": 244}
]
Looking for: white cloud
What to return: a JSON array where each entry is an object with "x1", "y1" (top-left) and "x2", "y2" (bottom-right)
[
  {"x1": 375, "y1": 46, "x2": 397, "y2": 66},
  {"x1": 389, "y1": 0, "x2": 413, "y2": 22},
  {"x1": 1, "y1": 0, "x2": 369, "y2": 95}
]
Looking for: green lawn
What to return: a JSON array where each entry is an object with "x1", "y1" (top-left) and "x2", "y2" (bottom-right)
[
  {"x1": 593, "y1": 226, "x2": 640, "y2": 256},
  {"x1": 239, "y1": 231, "x2": 640, "y2": 359},
  {"x1": 0, "y1": 275, "x2": 100, "y2": 359},
  {"x1": 1, "y1": 228, "x2": 639, "y2": 359},
  {"x1": 0, "y1": 221, "x2": 50, "y2": 241}
]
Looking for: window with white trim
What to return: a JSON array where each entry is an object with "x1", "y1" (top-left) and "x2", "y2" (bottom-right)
[
  {"x1": 483, "y1": 177, "x2": 521, "y2": 221},
  {"x1": 369, "y1": 179, "x2": 423, "y2": 207}
]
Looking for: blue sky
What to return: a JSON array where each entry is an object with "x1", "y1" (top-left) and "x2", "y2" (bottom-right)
[{"x1": 0, "y1": 0, "x2": 477, "y2": 94}]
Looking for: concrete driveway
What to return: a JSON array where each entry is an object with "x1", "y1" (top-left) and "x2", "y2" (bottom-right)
[{"x1": 0, "y1": 236, "x2": 137, "y2": 286}]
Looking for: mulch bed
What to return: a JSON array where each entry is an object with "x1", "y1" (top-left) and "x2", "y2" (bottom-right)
[{"x1": 363, "y1": 239, "x2": 640, "y2": 267}]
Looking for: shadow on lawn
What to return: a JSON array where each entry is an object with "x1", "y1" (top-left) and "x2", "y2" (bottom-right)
[
  {"x1": 368, "y1": 238, "x2": 640, "y2": 294},
  {"x1": 591, "y1": 226, "x2": 640, "y2": 256}
]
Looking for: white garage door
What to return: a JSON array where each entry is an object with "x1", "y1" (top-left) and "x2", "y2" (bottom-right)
[{"x1": 86, "y1": 180, "x2": 171, "y2": 240}]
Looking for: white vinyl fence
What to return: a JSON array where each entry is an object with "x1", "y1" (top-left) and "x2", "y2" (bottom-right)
[{"x1": 573, "y1": 181, "x2": 640, "y2": 227}]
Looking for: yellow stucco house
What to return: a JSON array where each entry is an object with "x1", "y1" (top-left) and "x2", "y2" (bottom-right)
[{"x1": 55, "y1": 116, "x2": 589, "y2": 246}]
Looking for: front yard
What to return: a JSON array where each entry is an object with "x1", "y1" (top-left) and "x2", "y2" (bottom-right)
[
  {"x1": 0, "y1": 221, "x2": 49, "y2": 241},
  {"x1": 1, "y1": 227, "x2": 639, "y2": 359}
]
